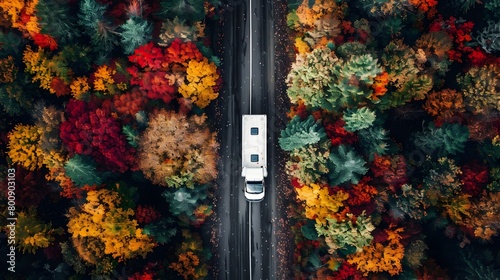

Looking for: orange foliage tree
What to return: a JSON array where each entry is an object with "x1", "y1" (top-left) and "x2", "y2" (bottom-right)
[
  {"x1": 423, "y1": 89, "x2": 465, "y2": 120},
  {"x1": 347, "y1": 227, "x2": 405, "y2": 276},
  {"x1": 169, "y1": 230, "x2": 209, "y2": 280},
  {"x1": 295, "y1": 183, "x2": 349, "y2": 225},
  {"x1": 465, "y1": 191, "x2": 500, "y2": 240}
]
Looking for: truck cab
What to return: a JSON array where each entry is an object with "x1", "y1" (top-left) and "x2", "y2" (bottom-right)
[{"x1": 241, "y1": 115, "x2": 267, "y2": 202}]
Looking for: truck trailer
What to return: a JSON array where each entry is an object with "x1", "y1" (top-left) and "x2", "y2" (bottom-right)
[{"x1": 241, "y1": 115, "x2": 267, "y2": 202}]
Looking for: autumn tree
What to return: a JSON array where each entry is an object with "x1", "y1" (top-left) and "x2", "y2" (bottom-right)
[
  {"x1": 66, "y1": 189, "x2": 156, "y2": 266},
  {"x1": 138, "y1": 109, "x2": 219, "y2": 188}
]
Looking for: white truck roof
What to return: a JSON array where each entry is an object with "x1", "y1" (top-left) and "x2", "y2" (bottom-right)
[{"x1": 242, "y1": 115, "x2": 267, "y2": 170}]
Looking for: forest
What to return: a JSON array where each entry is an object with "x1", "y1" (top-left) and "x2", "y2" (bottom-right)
[
  {"x1": 1, "y1": 0, "x2": 500, "y2": 279},
  {"x1": 282, "y1": 0, "x2": 500, "y2": 279},
  {"x1": 1, "y1": 0, "x2": 222, "y2": 279}
]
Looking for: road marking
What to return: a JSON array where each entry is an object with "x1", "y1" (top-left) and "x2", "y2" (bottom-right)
[
  {"x1": 249, "y1": 203, "x2": 252, "y2": 280},
  {"x1": 249, "y1": 0, "x2": 253, "y2": 114}
]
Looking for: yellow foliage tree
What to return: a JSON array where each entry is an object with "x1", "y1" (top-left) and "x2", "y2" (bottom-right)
[
  {"x1": 347, "y1": 227, "x2": 405, "y2": 276},
  {"x1": 22, "y1": 46, "x2": 54, "y2": 93},
  {"x1": 66, "y1": 189, "x2": 156, "y2": 263},
  {"x1": 178, "y1": 57, "x2": 220, "y2": 108},
  {"x1": 92, "y1": 64, "x2": 123, "y2": 94},
  {"x1": 295, "y1": 183, "x2": 349, "y2": 225},
  {"x1": 295, "y1": 37, "x2": 311, "y2": 54},
  {"x1": 7, "y1": 124, "x2": 44, "y2": 171}
]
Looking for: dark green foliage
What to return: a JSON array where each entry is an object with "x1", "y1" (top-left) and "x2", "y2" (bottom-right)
[
  {"x1": 0, "y1": 31, "x2": 23, "y2": 56},
  {"x1": 397, "y1": 270, "x2": 419, "y2": 280},
  {"x1": 162, "y1": 184, "x2": 210, "y2": 223},
  {"x1": 143, "y1": 218, "x2": 177, "y2": 244},
  {"x1": 287, "y1": 0, "x2": 303, "y2": 10},
  {"x1": 412, "y1": 122, "x2": 469, "y2": 157},
  {"x1": 485, "y1": 0, "x2": 500, "y2": 19},
  {"x1": 335, "y1": 42, "x2": 368, "y2": 59},
  {"x1": 196, "y1": 42, "x2": 221, "y2": 66},
  {"x1": 64, "y1": 155, "x2": 105, "y2": 187},
  {"x1": 378, "y1": 76, "x2": 433, "y2": 110},
  {"x1": 109, "y1": 181, "x2": 138, "y2": 209},
  {"x1": 358, "y1": 126, "x2": 389, "y2": 161},
  {"x1": 29, "y1": 262, "x2": 72, "y2": 280},
  {"x1": 279, "y1": 115, "x2": 327, "y2": 151},
  {"x1": 477, "y1": 21, "x2": 500, "y2": 54},
  {"x1": 60, "y1": 241, "x2": 86, "y2": 274},
  {"x1": 306, "y1": 250, "x2": 323, "y2": 271},
  {"x1": 77, "y1": 0, "x2": 107, "y2": 37},
  {"x1": 57, "y1": 45, "x2": 93, "y2": 77},
  {"x1": 0, "y1": 79, "x2": 35, "y2": 117},
  {"x1": 487, "y1": 168, "x2": 500, "y2": 192},
  {"x1": 119, "y1": 17, "x2": 152, "y2": 55},
  {"x1": 157, "y1": 0, "x2": 206, "y2": 22},
  {"x1": 377, "y1": 89, "x2": 413, "y2": 110},
  {"x1": 479, "y1": 139, "x2": 500, "y2": 164},
  {"x1": 458, "y1": 248, "x2": 500, "y2": 280},
  {"x1": 0, "y1": 87, "x2": 24, "y2": 116},
  {"x1": 301, "y1": 220, "x2": 319, "y2": 240},
  {"x1": 122, "y1": 125, "x2": 140, "y2": 148},
  {"x1": 328, "y1": 145, "x2": 368, "y2": 186},
  {"x1": 377, "y1": 17, "x2": 405, "y2": 46},
  {"x1": 77, "y1": 0, "x2": 118, "y2": 61},
  {"x1": 452, "y1": 0, "x2": 479, "y2": 13},
  {"x1": 35, "y1": 0, "x2": 80, "y2": 45}
]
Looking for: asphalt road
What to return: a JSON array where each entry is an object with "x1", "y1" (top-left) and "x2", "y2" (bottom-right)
[{"x1": 212, "y1": 0, "x2": 289, "y2": 279}]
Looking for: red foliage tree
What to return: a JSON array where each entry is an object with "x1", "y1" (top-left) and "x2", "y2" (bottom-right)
[
  {"x1": 32, "y1": 33, "x2": 58, "y2": 51},
  {"x1": 50, "y1": 76, "x2": 71, "y2": 97},
  {"x1": 59, "y1": 99, "x2": 135, "y2": 172},
  {"x1": 128, "y1": 42, "x2": 165, "y2": 70},
  {"x1": 371, "y1": 154, "x2": 407, "y2": 189},
  {"x1": 164, "y1": 39, "x2": 204, "y2": 66},
  {"x1": 430, "y1": 16, "x2": 490, "y2": 66},
  {"x1": 331, "y1": 261, "x2": 367, "y2": 280},
  {"x1": 323, "y1": 118, "x2": 358, "y2": 146},
  {"x1": 460, "y1": 162, "x2": 489, "y2": 197},
  {"x1": 135, "y1": 205, "x2": 161, "y2": 225},
  {"x1": 127, "y1": 42, "x2": 177, "y2": 104},
  {"x1": 113, "y1": 87, "x2": 148, "y2": 116}
]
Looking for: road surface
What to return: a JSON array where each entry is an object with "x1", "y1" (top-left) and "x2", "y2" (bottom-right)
[{"x1": 210, "y1": 0, "x2": 292, "y2": 279}]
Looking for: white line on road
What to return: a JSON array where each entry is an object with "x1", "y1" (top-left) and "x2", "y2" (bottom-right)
[
  {"x1": 249, "y1": 203, "x2": 252, "y2": 280},
  {"x1": 249, "y1": 0, "x2": 253, "y2": 114}
]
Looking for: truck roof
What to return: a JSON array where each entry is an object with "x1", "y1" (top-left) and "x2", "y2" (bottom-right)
[{"x1": 242, "y1": 115, "x2": 267, "y2": 169}]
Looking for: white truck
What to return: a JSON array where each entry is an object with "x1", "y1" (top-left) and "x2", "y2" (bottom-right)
[{"x1": 241, "y1": 115, "x2": 268, "y2": 202}]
